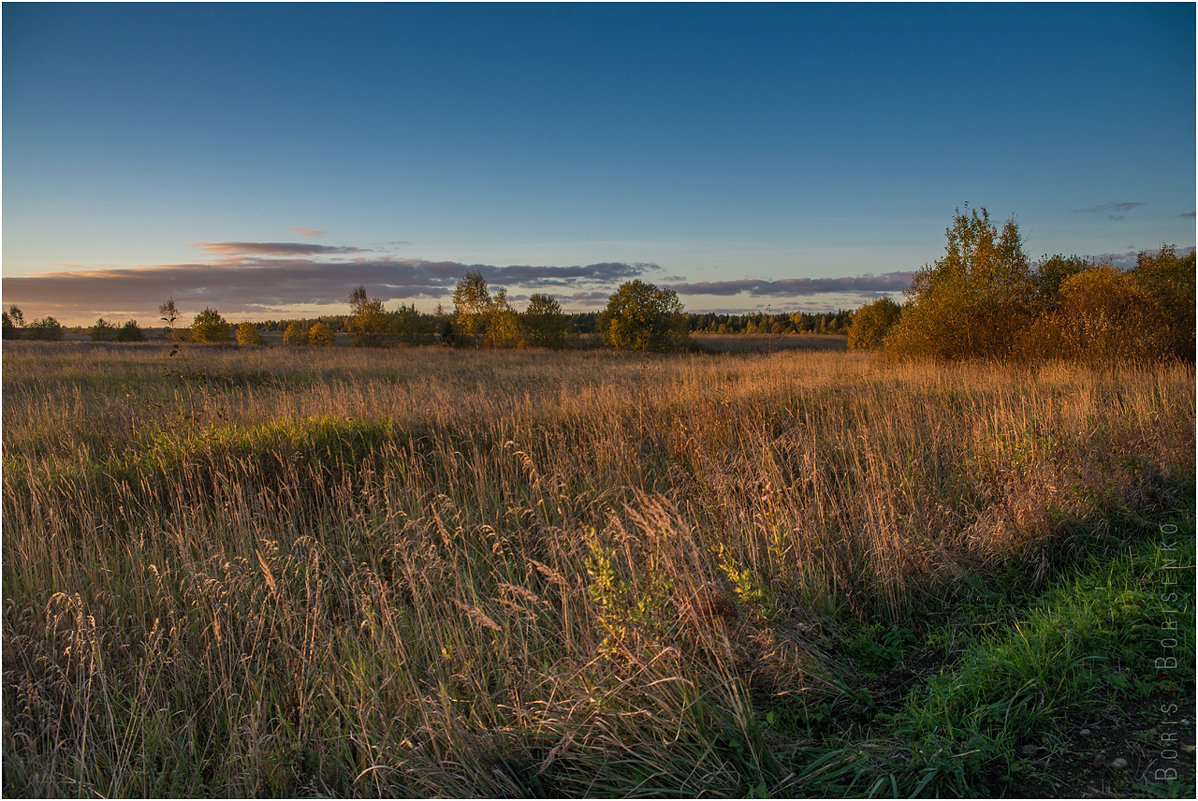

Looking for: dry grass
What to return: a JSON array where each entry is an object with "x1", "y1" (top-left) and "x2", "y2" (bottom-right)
[{"x1": 2, "y1": 341, "x2": 1192, "y2": 796}]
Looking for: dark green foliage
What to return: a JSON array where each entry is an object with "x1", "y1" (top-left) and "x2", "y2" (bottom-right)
[
  {"x1": 116, "y1": 320, "x2": 145, "y2": 342},
  {"x1": 23, "y1": 316, "x2": 64, "y2": 341},
  {"x1": 523, "y1": 293, "x2": 571, "y2": 349}
]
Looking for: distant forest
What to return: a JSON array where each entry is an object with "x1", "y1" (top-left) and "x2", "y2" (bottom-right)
[{"x1": 254, "y1": 309, "x2": 852, "y2": 337}]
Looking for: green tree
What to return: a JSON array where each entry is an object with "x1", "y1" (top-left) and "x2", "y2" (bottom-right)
[
  {"x1": 452, "y1": 272, "x2": 492, "y2": 347},
  {"x1": 116, "y1": 320, "x2": 145, "y2": 342},
  {"x1": 283, "y1": 321, "x2": 309, "y2": 346},
  {"x1": 190, "y1": 308, "x2": 230, "y2": 344},
  {"x1": 523, "y1": 293, "x2": 570, "y2": 349},
  {"x1": 597, "y1": 280, "x2": 689, "y2": 352},
  {"x1": 235, "y1": 322, "x2": 263, "y2": 346},
  {"x1": 24, "y1": 316, "x2": 64, "y2": 341},
  {"x1": 847, "y1": 297, "x2": 902, "y2": 351},
  {"x1": 308, "y1": 321, "x2": 335, "y2": 347},
  {"x1": 89, "y1": 318, "x2": 118, "y2": 342},
  {"x1": 348, "y1": 286, "x2": 389, "y2": 346}
]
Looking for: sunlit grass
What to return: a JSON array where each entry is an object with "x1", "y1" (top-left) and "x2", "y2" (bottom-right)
[{"x1": 3, "y1": 341, "x2": 1192, "y2": 796}]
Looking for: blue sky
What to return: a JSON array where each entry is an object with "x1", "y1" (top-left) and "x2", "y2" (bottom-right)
[{"x1": 3, "y1": 2, "x2": 1194, "y2": 324}]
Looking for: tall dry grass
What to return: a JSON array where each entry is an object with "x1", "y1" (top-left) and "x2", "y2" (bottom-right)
[{"x1": 2, "y1": 341, "x2": 1192, "y2": 796}]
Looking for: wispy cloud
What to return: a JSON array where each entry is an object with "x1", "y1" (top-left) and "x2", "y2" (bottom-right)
[
  {"x1": 1072, "y1": 201, "x2": 1144, "y2": 221},
  {"x1": 665, "y1": 271, "x2": 914, "y2": 297},
  {"x1": 289, "y1": 227, "x2": 325, "y2": 237},
  {"x1": 1182, "y1": 211, "x2": 1195, "y2": 218},
  {"x1": 189, "y1": 241, "x2": 362, "y2": 257}
]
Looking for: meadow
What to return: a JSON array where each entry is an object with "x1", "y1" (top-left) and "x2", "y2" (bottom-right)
[{"x1": 2, "y1": 341, "x2": 1193, "y2": 797}]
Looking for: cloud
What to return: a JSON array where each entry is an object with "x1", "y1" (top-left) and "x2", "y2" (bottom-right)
[
  {"x1": 665, "y1": 271, "x2": 914, "y2": 297},
  {"x1": 1086, "y1": 245, "x2": 1195, "y2": 269},
  {"x1": 190, "y1": 241, "x2": 362, "y2": 256},
  {"x1": 1182, "y1": 211, "x2": 1196, "y2": 218},
  {"x1": 1072, "y1": 201, "x2": 1144, "y2": 221},
  {"x1": 289, "y1": 227, "x2": 325, "y2": 237},
  {"x1": 1, "y1": 255, "x2": 658, "y2": 324}
]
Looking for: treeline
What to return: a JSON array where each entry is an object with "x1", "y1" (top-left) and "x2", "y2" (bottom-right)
[
  {"x1": 847, "y1": 205, "x2": 1195, "y2": 363},
  {"x1": 256, "y1": 308, "x2": 851, "y2": 337}
]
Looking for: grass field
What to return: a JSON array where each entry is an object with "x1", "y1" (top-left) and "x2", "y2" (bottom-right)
[{"x1": 2, "y1": 341, "x2": 1193, "y2": 797}]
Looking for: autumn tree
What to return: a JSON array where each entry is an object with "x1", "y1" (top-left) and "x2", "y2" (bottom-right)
[
  {"x1": 847, "y1": 297, "x2": 901, "y2": 351},
  {"x1": 236, "y1": 322, "x2": 263, "y2": 346},
  {"x1": 308, "y1": 321, "x2": 335, "y2": 347},
  {"x1": 283, "y1": 321, "x2": 309, "y2": 346},
  {"x1": 885, "y1": 205, "x2": 1033, "y2": 360},
  {"x1": 483, "y1": 288, "x2": 524, "y2": 349},
  {"x1": 597, "y1": 280, "x2": 688, "y2": 352},
  {"x1": 190, "y1": 308, "x2": 230, "y2": 343},
  {"x1": 348, "y1": 285, "x2": 389, "y2": 346},
  {"x1": 452, "y1": 272, "x2": 492, "y2": 347}
]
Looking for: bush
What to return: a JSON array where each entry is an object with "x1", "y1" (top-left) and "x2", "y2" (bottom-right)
[
  {"x1": 282, "y1": 321, "x2": 308, "y2": 347},
  {"x1": 597, "y1": 280, "x2": 689, "y2": 352},
  {"x1": 190, "y1": 308, "x2": 230, "y2": 344},
  {"x1": 24, "y1": 317, "x2": 64, "y2": 341},
  {"x1": 236, "y1": 322, "x2": 263, "y2": 346},
  {"x1": 847, "y1": 297, "x2": 901, "y2": 351},
  {"x1": 88, "y1": 318, "x2": 118, "y2": 342},
  {"x1": 308, "y1": 321, "x2": 335, "y2": 347}
]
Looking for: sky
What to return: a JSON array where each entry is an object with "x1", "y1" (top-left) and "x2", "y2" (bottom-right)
[{"x1": 3, "y1": 1, "x2": 1194, "y2": 326}]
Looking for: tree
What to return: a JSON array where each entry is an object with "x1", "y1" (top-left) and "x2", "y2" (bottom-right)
[
  {"x1": 190, "y1": 308, "x2": 230, "y2": 344},
  {"x1": 1133, "y1": 244, "x2": 1195, "y2": 360},
  {"x1": 452, "y1": 272, "x2": 492, "y2": 347},
  {"x1": 885, "y1": 205, "x2": 1034, "y2": 360},
  {"x1": 523, "y1": 293, "x2": 570, "y2": 349},
  {"x1": 159, "y1": 298, "x2": 180, "y2": 341},
  {"x1": 348, "y1": 285, "x2": 389, "y2": 346},
  {"x1": 483, "y1": 288, "x2": 524, "y2": 349},
  {"x1": 283, "y1": 321, "x2": 309, "y2": 346},
  {"x1": 308, "y1": 321, "x2": 335, "y2": 347},
  {"x1": 117, "y1": 320, "x2": 145, "y2": 342},
  {"x1": 89, "y1": 318, "x2": 118, "y2": 342},
  {"x1": 847, "y1": 297, "x2": 902, "y2": 351},
  {"x1": 24, "y1": 316, "x2": 64, "y2": 341},
  {"x1": 597, "y1": 280, "x2": 689, "y2": 352},
  {"x1": 236, "y1": 322, "x2": 263, "y2": 346},
  {"x1": 390, "y1": 303, "x2": 436, "y2": 345}
]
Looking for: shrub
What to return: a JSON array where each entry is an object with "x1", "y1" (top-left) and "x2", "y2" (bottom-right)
[
  {"x1": 88, "y1": 318, "x2": 118, "y2": 342},
  {"x1": 235, "y1": 322, "x2": 263, "y2": 346},
  {"x1": 282, "y1": 321, "x2": 308, "y2": 347},
  {"x1": 847, "y1": 297, "x2": 901, "y2": 351},
  {"x1": 190, "y1": 308, "x2": 230, "y2": 344},
  {"x1": 308, "y1": 321, "x2": 335, "y2": 347},
  {"x1": 24, "y1": 316, "x2": 64, "y2": 341}
]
